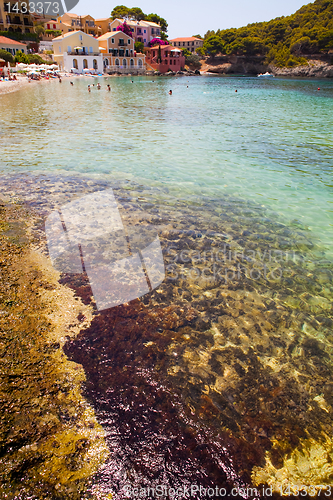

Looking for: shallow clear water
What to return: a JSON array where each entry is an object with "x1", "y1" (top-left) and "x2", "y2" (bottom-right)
[{"x1": 1, "y1": 75, "x2": 333, "y2": 498}]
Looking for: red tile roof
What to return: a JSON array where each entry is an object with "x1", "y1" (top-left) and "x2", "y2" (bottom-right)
[
  {"x1": 0, "y1": 36, "x2": 27, "y2": 46},
  {"x1": 170, "y1": 37, "x2": 201, "y2": 42}
]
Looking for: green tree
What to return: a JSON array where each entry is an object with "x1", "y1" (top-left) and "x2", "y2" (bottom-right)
[
  {"x1": 0, "y1": 49, "x2": 14, "y2": 63},
  {"x1": 34, "y1": 24, "x2": 45, "y2": 39},
  {"x1": 145, "y1": 13, "x2": 168, "y2": 32},
  {"x1": 134, "y1": 41, "x2": 144, "y2": 53},
  {"x1": 203, "y1": 35, "x2": 224, "y2": 58},
  {"x1": 111, "y1": 5, "x2": 130, "y2": 20},
  {"x1": 192, "y1": 34, "x2": 203, "y2": 39},
  {"x1": 181, "y1": 48, "x2": 192, "y2": 57},
  {"x1": 129, "y1": 7, "x2": 145, "y2": 20},
  {"x1": 204, "y1": 29, "x2": 216, "y2": 40}
]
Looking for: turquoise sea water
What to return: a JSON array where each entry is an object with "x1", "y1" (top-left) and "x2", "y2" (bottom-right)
[
  {"x1": 1, "y1": 75, "x2": 333, "y2": 498},
  {"x1": 0, "y1": 75, "x2": 332, "y2": 254}
]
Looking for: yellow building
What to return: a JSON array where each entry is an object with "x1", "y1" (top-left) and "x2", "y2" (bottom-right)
[
  {"x1": 95, "y1": 18, "x2": 111, "y2": 36},
  {"x1": 58, "y1": 13, "x2": 100, "y2": 37},
  {"x1": 53, "y1": 30, "x2": 103, "y2": 73},
  {"x1": 0, "y1": 0, "x2": 34, "y2": 34},
  {"x1": 97, "y1": 31, "x2": 145, "y2": 74}
]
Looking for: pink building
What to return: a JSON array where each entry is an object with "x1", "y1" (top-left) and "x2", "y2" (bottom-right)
[{"x1": 145, "y1": 44, "x2": 185, "y2": 73}]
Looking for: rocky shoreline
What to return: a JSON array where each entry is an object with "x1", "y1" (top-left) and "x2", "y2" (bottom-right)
[
  {"x1": 200, "y1": 56, "x2": 333, "y2": 78},
  {"x1": 0, "y1": 201, "x2": 109, "y2": 499}
]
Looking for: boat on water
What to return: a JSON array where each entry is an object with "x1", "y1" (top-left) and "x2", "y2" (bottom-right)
[{"x1": 257, "y1": 71, "x2": 275, "y2": 78}]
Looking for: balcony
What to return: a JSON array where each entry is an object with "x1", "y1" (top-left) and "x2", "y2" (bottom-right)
[
  {"x1": 118, "y1": 41, "x2": 125, "y2": 46},
  {"x1": 67, "y1": 51, "x2": 100, "y2": 56}
]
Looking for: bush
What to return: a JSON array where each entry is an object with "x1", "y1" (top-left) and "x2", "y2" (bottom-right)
[
  {"x1": 185, "y1": 53, "x2": 202, "y2": 69},
  {"x1": 0, "y1": 48, "x2": 14, "y2": 63},
  {"x1": 135, "y1": 41, "x2": 144, "y2": 53},
  {"x1": 149, "y1": 38, "x2": 169, "y2": 47},
  {"x1": 0, "y1": 30, "x2": 38, "y2": 42},
  {"x1": 14, "y1": 50, "x2": 29, "y2": 64},
  {"x1": 27, "y1": 54, "x2": 45, "y2": 64},
  {"x1": 45, "y1": 30, "x2": 62, "y2": 37}
]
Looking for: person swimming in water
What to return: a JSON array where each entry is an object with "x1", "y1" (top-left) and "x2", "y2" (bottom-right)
[
  {"x1": 107, "y1": 85, "x2": 111, "y2": 91},
  {"x1": 88, "y1": 85, "x2": 91, "y2": 92},
  {"x1": 97, "y1": 83, "x2": 101, "y2": 90},
  {"x1": 169, "y1": 90, "x2": 172, "y2": 95}
]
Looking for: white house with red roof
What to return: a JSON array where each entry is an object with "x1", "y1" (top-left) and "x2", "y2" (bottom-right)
[
  {"x1": 0, "y1": 36, "x2": 27, "y2": 55},
  {"x1": 170, "y1": 37, "x2": 203, "y2": 53}
]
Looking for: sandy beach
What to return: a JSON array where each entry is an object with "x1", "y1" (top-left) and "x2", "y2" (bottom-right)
[{"x1": 0, "y1": 74, "x2": 40, "y2": 96}]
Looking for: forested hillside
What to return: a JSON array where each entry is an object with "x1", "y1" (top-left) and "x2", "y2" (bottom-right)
[{"x1": 202, "y1": 0, "x2": 333, "y2": 66}]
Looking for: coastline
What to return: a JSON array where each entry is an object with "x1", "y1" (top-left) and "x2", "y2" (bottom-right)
[
  {"x1": 0, "y1": 200, "x2": 109, "y2": 498},
  {"x1": 200, "y1": 57, "x2": 333, "y2": 78},
  {"x1": 0, "y1": 74, "x2": 41, "y2": 96}
]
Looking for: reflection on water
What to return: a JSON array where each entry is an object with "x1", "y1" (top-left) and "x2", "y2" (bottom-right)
[{"x1": 0, "y1": 174, "x2": 332, "y2": 497}]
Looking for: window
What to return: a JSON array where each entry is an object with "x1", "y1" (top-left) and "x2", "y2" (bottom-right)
[
  {"x1": 67, "y1": 46, "x2": 71, "y2": 52},
  {"x1": 111, "y1": 38, "x2": 114, "y2": 44},
  {"x1": 89, "y1": 47, "x2": 93, "y2": 53},
  {"x1": 138, "y1": 59, "x2": 142, "y2": 67},
  {"x1": 113, "y1": 28, "x2": 116, "y2": 31},
  {"x1": 128, "y1": 39, "x2": 130, "y2": 44},
  {"x1": 83, "y1": 59, "x2": 88, "y2": 68},
  {"x1": 130, "y1": 58, "x2": 134, "y2": 67},
  {"x1": 93, "y1": 59, "x2": 97, "y2": 69},
  {"x1": 192, "y1": 41, "x2": 194, "y2": 46},
  {"x1": 122, "y1": 58, "x2": 127, "y2": 67},
  {"x1": 115, "y1": 58, "x2": 119, "y2": 66},
  {"x1": 73, "y1": 58, "x2": 78, "y2": 69},
  {"x1": 79, "y1": 34, "x2": 82, "y2": 41},
  {"x1": 59, "y1": 46, "x2": 62, "y2": 53},
  {"x1": 144, "y1": 29, "x2": 146, "y2": 33}
]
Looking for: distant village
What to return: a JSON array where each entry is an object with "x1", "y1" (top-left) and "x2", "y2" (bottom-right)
[{"x1": 0, "y1": 2, "x2": 204, "y2": 74}]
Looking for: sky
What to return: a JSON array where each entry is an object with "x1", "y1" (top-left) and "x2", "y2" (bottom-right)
[{"x1": 72, "y1": 0, "x2": 310, "y2": 39}]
